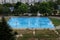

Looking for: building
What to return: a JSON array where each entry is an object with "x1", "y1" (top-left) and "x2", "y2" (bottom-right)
[{"x1": 0, "y1": 0, "x2": 57, "y2": 4}]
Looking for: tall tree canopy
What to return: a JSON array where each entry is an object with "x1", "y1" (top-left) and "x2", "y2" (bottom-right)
[
  {"x1": 0, "y1": 4, "x2": 3, "y2": 15},
  {"x1": 39, "y1": 2, "x2": 52, "y2": 14},
  {"x1": 14, "y1": 3, "x2": 28, "y2": 14},
  {"x1": 56, "y1": 0, "x2": 60, "y2": 5},
  {"x1": 29, "y1": 4, "x2": 39, "y2": 13}
]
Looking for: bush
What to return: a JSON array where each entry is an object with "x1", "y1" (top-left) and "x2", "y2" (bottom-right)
[{"x1": 0, "y1": 17, "x2": 16, "y2": 40}]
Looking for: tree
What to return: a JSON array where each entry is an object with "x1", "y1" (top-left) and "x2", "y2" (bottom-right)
[
  {"x1": 48, "y1": 1, "x2": 58, "y2": 10},
  {"x1": 56, "y1": 0, "x2": 60, "y2": 5},
  {"x1": 39, "y1": 2, "x2": 53, "y2": 16},
  {"x1": 3, "y1": 3, "x2": 12, "y2": 7},
  {"x1": 48, "y1": 1, "x2": 58, "y2": 15},
  {"x1": 0, "y1": 17, "x2": 15, "y2": 40},
  {"x1": 14, "y1": 3, "x2": 28, "y2": 15},
  {"x1": 3, "y1": 7, "x2": 11, "y2": 15},
  {"x1": 14, "y1": 2, "x2": 22, "y2": 9},
  {"x1": 0, "y1": 4, "x2": 3, "y2": 15},
  {"x1": 29, "y1": 4, "x2": 39, "y2": 14}
]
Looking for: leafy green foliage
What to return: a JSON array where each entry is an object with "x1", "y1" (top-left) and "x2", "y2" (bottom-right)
[
  {"x1": 0, "y1": 4, "x2": 11, "y2": 15},
  {"x1": 39, "y1": 2, "x2": 52, "y2": 14},
  {"x1": 3, "y1": 3, "x2": 12, "y2": 7},
  {"x1": 14, "y1": 3, "x2": 28, "y2": 14},
  {"x1": 56, "y1": 0, "x2": 60, "y2": 5},
  {"x1": 29, "y1": 4, "x2": 39, "y2": 13},
  {"x1": 14, "y1": 2, "x2": 22, "y2": 9},
  {"x1": 48, "y1": 1, "x2": 58, "y2": 10},
  {"x1": 3, "y1": 7, "x2": 11, "y2": 15},
  {"x1": 0, "y1": 4, "x2": 3, "y2": 14},
  {"x1": 0, "y1": 17, "x2": 15, "y2": 40},
  {"x1": 0, "y1": 1, "x2": 59, "y2": 16}
]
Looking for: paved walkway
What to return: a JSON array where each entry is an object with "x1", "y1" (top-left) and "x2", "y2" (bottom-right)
[{"x1": 49, "y1": 16, "x2": 60, "y2": 20}]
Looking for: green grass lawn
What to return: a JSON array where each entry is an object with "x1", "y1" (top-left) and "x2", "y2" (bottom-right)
[
  {"x1": 50, "y1": 18, "x2": 60, "y2": 26},
  {"x1": 50, "y1": 18, "x2": 60, "y2": 35}
]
